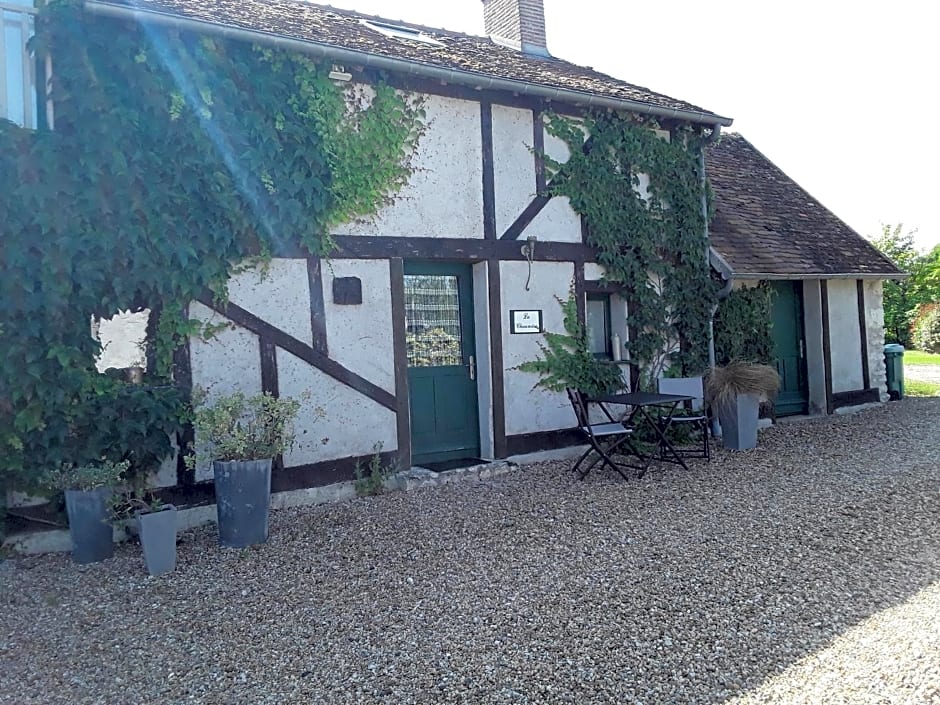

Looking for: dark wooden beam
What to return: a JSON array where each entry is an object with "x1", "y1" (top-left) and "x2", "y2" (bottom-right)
[
  {"x1": 327, "y1": 236, "x2": 594, "y2": 262},
  {"x1": 821, "y1": 280, "x2": 834, "y2": 414},
  {"x1": 172, "y1": 306, "x2": 194, "y2": 486},
  {"x1": 583, "y1": 280, "x2": 624, "y2": 294},
  {"x1": 488, "y1": 258, "x2": 507, "y2": 458},
  {"x1": 499, "y1": 194, "x2": 552, "y2": 241},
  {"x1": 506, "y1": 428, "x2": 583, "y2": 457},
  {"x1": 831, "y1": 388, "x2": 880, "y2": 409},
  {"x1": 198, "y1": 295, "x2": 397, "y2": 411},
  {"x1": 274, "y1": 236, "x2": 594, "y2": 263},
  {"x1": 272, "y1": 452, "x2": 398, "y2": 493},
  {"x1": 152, "y1": 451, "x2": 400, "y2": 506},
  {"x1": 389, "y1": 258, "x2": 412, "y2": 471},
  {"x1": 481, "y1": 100, "x2": 497, "y2": 240},
  {"x1": 857, "y1": 280, "x2": 870, "y2": 390},
  {"x1": 306, "y1": 257, "x2": 329, "y2": 354},
  {"x1": 259, "y1": 338, "x2": 279, "y2": 398},
  {"x1": 533, "y1": 108, "x2": 546, "y2": 194}
]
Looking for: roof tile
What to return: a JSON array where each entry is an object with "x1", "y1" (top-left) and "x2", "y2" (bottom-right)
[{"x1": 707, "y1": 134, "x2": 901, "y2": 278}]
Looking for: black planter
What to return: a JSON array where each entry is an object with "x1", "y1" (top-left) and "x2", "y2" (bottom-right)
[
  {"x1": 138, "y1": 505, "x2": 178, "y2": 576},
  {"x1": 213, "y1": 459, "x2": 272, "y2": 548},
  {"x1": 717, "y1": 393, "x2": 760, "y2": 450},
  {"x1": 64, "y1": 488, "x2": 114, "y2": 564}
]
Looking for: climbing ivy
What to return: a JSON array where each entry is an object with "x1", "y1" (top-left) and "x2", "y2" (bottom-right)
[
  {"x1": 0, "y1": 1, "x2": 425, "y2": 490},
  {"x1": 713, "y1": 283, "x2": 776, "y2": 365},
  {"x1": 544, "y1": 113, "x2": 717, "y2": 378}
]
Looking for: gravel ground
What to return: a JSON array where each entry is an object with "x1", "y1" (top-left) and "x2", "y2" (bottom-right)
[
  {"x1": 906, "y1": 364, "x2": 940, "y2": 386},
  {"x1": 2, "y1": 399, "x2": 939, "y2": 705}
]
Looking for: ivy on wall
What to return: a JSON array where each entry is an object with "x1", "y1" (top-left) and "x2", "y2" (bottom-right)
[
  {"x1": 0, "y1": 0, "x2": 424, "y2": 490},
  {"x1": 544, "y1": 113, "x2": 717, "y2": 380},
  {"x1": 713, "y1": 283, "x2": 776, "y2": 365}
]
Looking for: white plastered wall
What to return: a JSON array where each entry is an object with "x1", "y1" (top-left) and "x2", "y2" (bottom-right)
[
  {"x1": 278, "y1": 349, "x2": 397, "y2": 467},
  {"x1": 227, "y1": 259, "x2": 313, "y2": 344},
  {"x1": 189, "y1": 300, "x2": 263, "y2": 481},
  {"x1": 528, "y1": 116, "x2": 583, "y2": 243},
  {"x1": 492, "y1": 104, "x2": 536, "y2": 236},
  {"x1": 827, "y1": 279, "x2": 865, "y2": 393},
  {"x1": 333, "y1": 93, "x2": 484, "y2": 239},
  {"x1": 320, "y1": 259, "x2": 395, "y2": 394},
  {"x1": 500, "y1": 260, "x2": 575, "y2": 435},
  {"x1": 864, "y1": 280, "x2": 888, "y2": 400}
]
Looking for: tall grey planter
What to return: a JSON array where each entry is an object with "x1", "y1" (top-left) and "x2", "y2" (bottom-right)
[
  {"x1": 213, "y1": 459, "x2": 272, "y2": 548},
  {"x1": 64, "y1": 487, "x2": 114, "y2": 564},
  {"x1": 138, "y1": 505, "x2": 178, "y2": 576},
  {"x1": 717, "y1": 393, "x2": 760, "y2": 450}
]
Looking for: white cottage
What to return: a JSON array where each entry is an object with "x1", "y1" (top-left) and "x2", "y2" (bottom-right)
[
  {"x1": 706, "y1": 134, "x2": 903, "y2": 417},
  {"x1": 29, "y1": 0, "x2": 898, "y2": 506}
]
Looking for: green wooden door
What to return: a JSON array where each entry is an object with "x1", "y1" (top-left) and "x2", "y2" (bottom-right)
[
  {"x1": 770, "y1": 281, "x2": 809, "y2": 416},
  {"x1": 404, "y1": 262, "x2": 480, "y2": 463}
]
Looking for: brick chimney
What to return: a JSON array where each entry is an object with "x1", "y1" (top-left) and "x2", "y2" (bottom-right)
[{"x1": 481, "y1": 0, "x2": 550, "y2": 57}]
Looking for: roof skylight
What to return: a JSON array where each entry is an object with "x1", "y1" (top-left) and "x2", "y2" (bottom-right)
[{"x1": 360, "y1": 19, "x2": 444, "y2": 47}]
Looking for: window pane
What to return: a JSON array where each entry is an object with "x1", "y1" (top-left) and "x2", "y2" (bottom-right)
[
  {"x1": 586, "y1": 297, "x2": 609, "y2": 356},
  {"x1": 404, "y1": 274, "x2": 464, "y2": 367}
]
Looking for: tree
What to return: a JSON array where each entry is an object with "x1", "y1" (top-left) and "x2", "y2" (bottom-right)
[{"x1": 871, "y1": 224, "x2": 929, "y2": 345}]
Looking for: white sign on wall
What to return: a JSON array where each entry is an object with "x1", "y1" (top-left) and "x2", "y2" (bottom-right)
[{"x1": 510, "y1": 310, "x2": 543, "y2": 334}]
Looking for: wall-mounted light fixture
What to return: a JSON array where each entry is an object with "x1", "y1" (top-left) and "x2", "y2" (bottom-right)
[
  {"x1": 521, "y1": 235, "x2": 537, "y2": 291},
  {"x1": 328, "y1": 65, "x2": 353, "y2": 82}
]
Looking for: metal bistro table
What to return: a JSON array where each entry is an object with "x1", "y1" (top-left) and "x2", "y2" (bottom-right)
[{"x1": 589, "y1": 391, "x2": 696, "y2": 477}]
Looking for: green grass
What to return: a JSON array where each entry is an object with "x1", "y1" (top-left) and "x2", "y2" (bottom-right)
[
  {"x1": 905, "y1": 379, "x2": 940, "y2": 397},
  {"x1": 903, "y1": 349, "x2": 940, "y2": 366},
  {"x1": 900, "y1": 349, "x2": 940, "y2": 396}
]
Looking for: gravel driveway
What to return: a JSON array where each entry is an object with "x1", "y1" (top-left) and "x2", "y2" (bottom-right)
[{"x1": 2, "y1": 399, "x2": 939, "y2": 705}]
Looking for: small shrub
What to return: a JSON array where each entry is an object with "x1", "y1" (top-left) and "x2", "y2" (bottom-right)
[
  {"x1": 911, "y1": 303, "x2": 940, "y2": 353},
  {"x1": 44, "y1": 460, "x2": 130, "y2": 492},
  {"x1": 186, "y1": 390, "x2": 303, "y2": 467},
  {"x1": 354, "y1": 444, "x2": 397, "y2": 497}
]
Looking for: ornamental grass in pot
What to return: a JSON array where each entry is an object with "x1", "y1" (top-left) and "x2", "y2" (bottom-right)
[
  {"x1": 705, "y1": 361, "x2": 780, "y2": 451},
  {"x1": 187, "y1": 391, "x2": 301, "y2": 548},
  {"x1": 44, "y1": 460, "x2": 129, "y2": 565}
]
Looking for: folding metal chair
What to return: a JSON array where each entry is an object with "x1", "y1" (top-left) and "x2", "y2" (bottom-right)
[
  {"x1": 565, "y1": 388, "x2": 642, "y2": 481},
  {"x1": 656, "y1": 376, "x2": 710, "y2": 462}
]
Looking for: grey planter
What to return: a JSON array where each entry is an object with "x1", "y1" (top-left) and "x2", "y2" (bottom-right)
[
  {"x1": 213, "y1": 459, "x2": 272, "y2": 548},
  {"x1": 64, "y1": 487, "x2": 114, "y2": 564},
  {"x1": 138, "y1": 505, "x2": 177, "y2": 576},
  {"x1": 717, "y1": 393, "x2": 760, "y2": 450}
]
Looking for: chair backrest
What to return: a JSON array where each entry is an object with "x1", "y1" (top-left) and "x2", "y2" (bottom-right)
[
  {"x1": 565, "y1": 387, "x2": 591, "y2": 427},
  {"x1": 657, "y1": 376, "x2": 705, "y2": 411}
]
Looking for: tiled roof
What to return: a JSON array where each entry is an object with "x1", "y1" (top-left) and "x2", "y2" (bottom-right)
[
  {"x1": 89, "y1": 0, "x2": 729, "y2": 124},
  {"x1": 706, "y1": 133, "x2": 902, "y2": 278}
]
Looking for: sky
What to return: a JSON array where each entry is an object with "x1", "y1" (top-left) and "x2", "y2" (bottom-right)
[{"x1": 321, "y1": 0, "x2": 940, "y2": 252}]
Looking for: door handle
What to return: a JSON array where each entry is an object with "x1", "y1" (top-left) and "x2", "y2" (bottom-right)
[
  {"x1": 468, "y1": 355, "x2": 476, "y2": 381},
  {"x1": 799, "y1": 340, "x2": 805, "y2": 359}
]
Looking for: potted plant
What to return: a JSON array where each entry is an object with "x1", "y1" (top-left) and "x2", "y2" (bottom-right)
[
  {"x1": 44, "y1": 460, "x2": 129, "y2": 564},
  {"x1": 705, "y1": 361, "x2": 780, "y2": 450},
  {"x1": 186, "y1": 391, "x2": 302, "y2": 548},
  {"x1": 111, "y1": 487, "x2": 177, "y2": 576}
]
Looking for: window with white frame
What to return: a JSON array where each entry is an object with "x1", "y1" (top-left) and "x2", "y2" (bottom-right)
[{"x1": 1, "y1": 0, "x2": 37, "y2": 128}]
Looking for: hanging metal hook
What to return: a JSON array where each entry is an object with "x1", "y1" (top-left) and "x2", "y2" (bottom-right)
[{"x1": 522, "y1": 235, "x2": 537, "y2": 291}]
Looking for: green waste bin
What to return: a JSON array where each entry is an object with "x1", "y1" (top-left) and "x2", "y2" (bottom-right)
[{"x1": 884, "y1": 343, "x2": 905, "y2": 400}]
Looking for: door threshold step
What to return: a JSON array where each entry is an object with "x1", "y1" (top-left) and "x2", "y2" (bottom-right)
[{"x1": 393, "y1": 460, "x2": 516, "y2": 491}]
